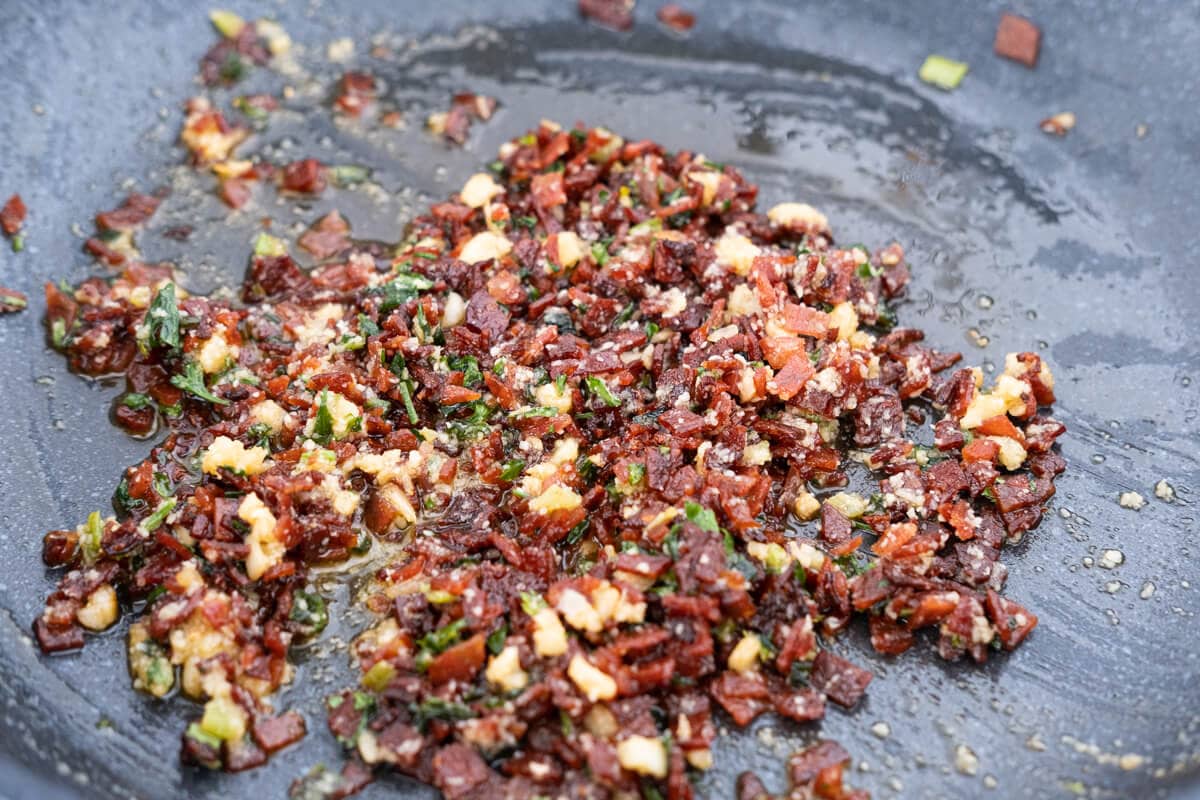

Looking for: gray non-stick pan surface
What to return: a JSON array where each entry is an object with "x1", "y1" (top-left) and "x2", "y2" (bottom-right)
[{"x1": 0, "y1": 0, "x2": 1197, "y2": 798}]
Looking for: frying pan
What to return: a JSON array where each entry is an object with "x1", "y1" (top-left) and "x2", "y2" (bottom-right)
[{"x1": 1, "y1": 0, "x2": 1197, "y2": 798}]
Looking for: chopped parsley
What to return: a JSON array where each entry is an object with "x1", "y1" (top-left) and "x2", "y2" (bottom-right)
[
  {"x1": 584, "y1": 376, "x2": 621, "y2": 407},
  {"x1": 144, "y1": 282, "x2": 181, "y2": 352},
  {"x1": 169, "y1": 361, "x2": 228, "y2": 405}
]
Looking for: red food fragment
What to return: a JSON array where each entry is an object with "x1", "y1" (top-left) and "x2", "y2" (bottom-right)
[
  {"x1": 252, "y1": 711, "x2": 307, "y2": 753},
  {"x1": 298, "y1": 210, "x2": 352, "y2": 259},
  {"x1": 281, "y1": 159, "x2": 327, "y2": 194},
  {"x1": 335, "y1": 72, "x2": 377, "y2": 117},
  {"x1": 1, "y1": 194, "x2": 27, "y2": 235},
  {"x1": 219, "y1": 178, "x2": 252, "y2": 209},
  {"x1": 809, "y1": 650, "x2": 873, "y2": 708},
  {"x1": 656, "y1": 4, "x2": 695, "y2": 32},
  {"x1": 994, "y1": 13, "x2": 1041, "y2": 67},
  {"x1": 95, "y1": 192, "x2": 160, "y2": 231},
  {"x1": 428, "y1": 633, "x2": 486, "y2": 684},
  {"x1": 579, "y1": 0, "x2": 635, "y2": 30},
  {"x1": 432, "y1": 744, "x2": 495, "y2": 800}
]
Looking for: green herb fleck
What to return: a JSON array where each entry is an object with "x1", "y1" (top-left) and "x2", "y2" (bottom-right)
[
  {"x1": 499, "y1": 459, "x2": 525, "y2": 482},
  {"x1": 120, "y1": 393, "x2": 153, "y2": 410},
  {"x1": 684, "y1": 501, "x2": 719, "y2": 533},
  {"x1": 170, "y1": 360, "x2": 228, "y2": 405},
  {"x1": 584, "y1": 376, "x2": 621, "y2": 408}
]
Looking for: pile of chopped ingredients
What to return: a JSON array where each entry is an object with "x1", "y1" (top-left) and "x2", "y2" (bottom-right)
[{"x1": 32, "y1": 15, "x2": 1066, "y2": 800}]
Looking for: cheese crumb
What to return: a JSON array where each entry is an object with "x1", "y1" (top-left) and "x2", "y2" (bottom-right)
[
  {"x1": 828, "y1": 302, "x2": 858, "y2": 342},
  {"x1": 532, "y1": 608, "x2": 568, "y2": 657},
  {"x1": 955, "y1": 744, "x2": 979, "y2": 776},
  {"x1": 1118, "y1": 491, "x2": 1147, "y2": 511},
  {"x1": 557, "y1": 588, "x2": 603, "y2": 633},
  {"x1": 485, "y1": 646, "x2": 529, "y2": 692},
  {"x1": 459, "y1": 231, "x2": 513, "y2": 264},
  {"x1": 534, "y1": 381, "x2": 573, "y2": 413},
  {"x1": 197, "y1": 332, "x2": 239, "y2": 374},
  {"x1": 567, "y1": 654, "x2": 618, "y2": 702},
  {"x1": 616, "y1": 735, "x2": 668, "y2": 778},
  {"x1": 792, "y1": 491, "x2": 821, "y2": 521},
  {"x1": 202, "y1": 436, "x2": 270, "y2": 476},
  {"x1": 249, "y1": 399, "x2": 288, "y2": 432},
  {"x1": 238, "y1": 492, "x2": 283, "y2": 580},
  {"x1": 77, "y1": 584, "x2": 119, "y2": 631},
  {"x1": 554, "y1": 232, "x2": 585, "y2": 269},
  {"x1": 529, "y1": 484, "x2": 583, "y2": 514},
  {"x1": 1154, "y1": 480, "x2": 1176, "y2": 502},
  {"x1": 460, "y1": 173, "x2": 503, "y2": 208},
  {"x1": 714, "y1": 229, "x2": 760, "y2": 275},
  {"x1": 767, "y1": 202, "x2": 828, "y2": 232},
  {"x1": 727, "y1": 633, "x2": 762, "y2": 674}
]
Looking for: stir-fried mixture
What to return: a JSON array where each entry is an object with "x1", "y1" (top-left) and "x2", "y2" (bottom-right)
[{"x1": 32, "y1": 15, "x2": 1065, "y2": 800}]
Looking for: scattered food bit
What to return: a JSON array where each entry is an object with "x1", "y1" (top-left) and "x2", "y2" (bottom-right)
[
  {"x1": 871, "y1": 721, "x2": 891, "y2": 739},
  {"x1": 1099, "y1": 549, "x2": 1125, "y2": 570},
  {"x1": 84, "y1": 191, "x2": 162, "y2": 264},
  {"x1": 968, "y1": 327, "x2": 990, "y2": 347},
  {"x1": 983, "y1": 774, "x2": 999, "y2": 790},
  {"x1": 426, "y1": 92, "x2": 497, "y2": 145},
  {"x1": 1026, "y1": 734, "x2": 1047, "y2": 752},
  {"x1": 919, "y1": 55, "x2": 969, "y2": 91},
  {"x1": 579, "y1": 0, "x2": 635, "y2": 30},
  {"x1": 1140, "y1": 581, "x2": 1156, "y2": 600},
  {"x1": 1040, "y1": 112, "x2": 1076, "y2": 136},
  {"x1": 1119, "y1": 753, "x2": 1146, "y2": 771},
  {"x1": 656, "y1": 3, "x2": 695, "y2": 32},
  {"x1": 1153, "y1": 479, "x2": 1175, "y2": 502},
  {"x1": 1135, "y1": 123, "x2": 1149, "y2": 139},
  {"x1": 1, "y1": 194, "x2": 27, "y2": 248},
  {"x1": 233, "y1": 93, "x2": 279, "y2": 124},
  {"x1": 994, "y1": 13, "x2": 1041, "y2": 67},
  {"x1": 1103, "y1": 580, "x2": 1121, "y2": 595},
  {"x1": 334, "y1": 71, "x2": 378, "y2": 117},
  {"x1": 955, "y1": 743, "x2": 980, "y2": 776},
  {"x1": 739, "y1": 740, "x2": 865, "y2": 800},
  {"x1": 0, "y1": 287, "x2": 28, "y2": 313},
  {"x1": 199, "y1": 13, "x2": 272, "y2": 85},
  {"x1": 326, "y1": 37, "x2": 355, "y2": 63},
  {"x1": 1118, "y1": 490, "x2": 1147, "y2": 510}
]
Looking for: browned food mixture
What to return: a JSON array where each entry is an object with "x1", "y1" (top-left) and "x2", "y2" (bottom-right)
[{"x1": 32, "y1": 15, "x2": 1066, "y2": 800}]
